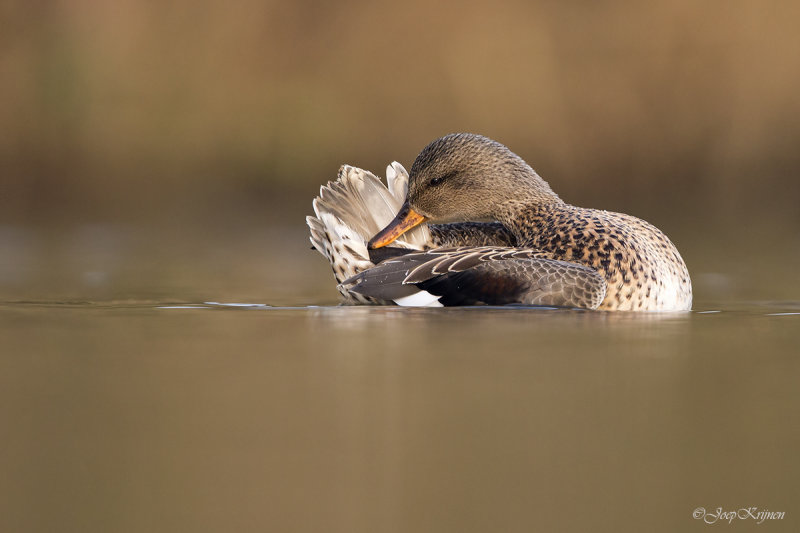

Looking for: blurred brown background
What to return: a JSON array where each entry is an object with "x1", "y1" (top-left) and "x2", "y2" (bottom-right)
[
  {"x1": 2, "y1": 6, "x2": 800, "y2": 532},
  {"x1": 1, "y1": 0, "x2": 799, "y2": 302}
]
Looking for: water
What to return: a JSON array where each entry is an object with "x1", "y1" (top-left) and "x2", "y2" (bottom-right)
[
  {"x1": 1, "y1": 299, "x2": 798, "y2": 533},
  {"x1": 1, "y1": 226, "x2": 798, "y2": 532}
]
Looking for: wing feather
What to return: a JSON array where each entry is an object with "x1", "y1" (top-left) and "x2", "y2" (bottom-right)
[{"x1": 341, "y1": 246, "x2": 607, "y2": 308}]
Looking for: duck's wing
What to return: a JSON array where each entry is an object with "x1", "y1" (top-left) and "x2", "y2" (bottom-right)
[
  {"x1": 341, "y1": 246, "x2": 607, "y2": 308},
  {"x1": 308, "y1": 163, "x2": 433, "y2": 303},
  {"x1": 310, "y1": 163, "x2": 431, "y2": 253}
]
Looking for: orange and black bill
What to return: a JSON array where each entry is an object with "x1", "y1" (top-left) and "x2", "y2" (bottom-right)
[{"x1": 368, "y1": 202, "x2": 427, "y2": 249}]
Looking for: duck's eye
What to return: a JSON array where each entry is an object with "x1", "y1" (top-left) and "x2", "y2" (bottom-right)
[{"x1": 429, "y1": 171, "x2": 457, "y2": 187}]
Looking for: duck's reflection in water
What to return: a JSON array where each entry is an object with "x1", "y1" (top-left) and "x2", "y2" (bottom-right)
[{"x1": 305, "y1": 305, "x2": 693, "y2": 357}]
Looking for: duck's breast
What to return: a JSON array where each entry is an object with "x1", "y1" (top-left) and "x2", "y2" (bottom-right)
[{"x1": 530, "y1": 207, "x2": 692, "y2": 311}]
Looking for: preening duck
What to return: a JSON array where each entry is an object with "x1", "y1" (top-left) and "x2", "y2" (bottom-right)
[{"x1": 308, "y1": 133, "x2": 692, "y2": 311}]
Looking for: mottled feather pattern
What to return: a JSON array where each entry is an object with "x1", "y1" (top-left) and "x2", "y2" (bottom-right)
[
  {"x1": 309, "y1": 133, "x2": 692, "y2": 310},
  {"x1": 308, "y1": 164, "x2": 520, "y2": 304},
  {"x1": 307, "y1": 163, "x2": 425, "y2": 304},
  {"x1": 500, "y1": 203, "x2": 692, "y2": 311}
]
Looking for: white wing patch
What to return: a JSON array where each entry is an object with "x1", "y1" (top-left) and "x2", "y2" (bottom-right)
[{"x1": 393, "y1": 291, "x2": 444, "y2": 307}]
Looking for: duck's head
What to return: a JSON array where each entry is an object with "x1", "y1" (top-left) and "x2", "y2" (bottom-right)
[{"x1": 368, "y1": 133, "x2": 560, "y2": 249}]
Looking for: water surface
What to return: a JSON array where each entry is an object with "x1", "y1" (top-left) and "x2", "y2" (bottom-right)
[{"x1": 1, "y1": 298, "x2": 798, "y2": 533}]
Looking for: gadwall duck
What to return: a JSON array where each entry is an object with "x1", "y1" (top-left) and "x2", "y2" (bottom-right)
[{"x1": 308, "y1": 133, "x2": 692, "y2": 311}]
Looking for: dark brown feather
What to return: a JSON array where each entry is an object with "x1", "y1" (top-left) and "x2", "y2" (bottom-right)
[{"x1": 343, "y1": 246, "x2": 607, "y2": 309}]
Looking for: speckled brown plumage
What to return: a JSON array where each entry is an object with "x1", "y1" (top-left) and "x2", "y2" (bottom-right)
[
  {"x1": 492, "y1": 203, "x2": 691, "y2": 310},
  {"x1": 310, "y1": 133, "x2": 692, "y2": 310}
]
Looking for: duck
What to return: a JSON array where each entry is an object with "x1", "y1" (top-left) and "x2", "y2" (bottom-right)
[{"x1": 308, "y1": 133, "x2": 692, "y2": 311}]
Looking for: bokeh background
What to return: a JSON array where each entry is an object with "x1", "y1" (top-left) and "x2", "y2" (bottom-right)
[
  {"x1": 2, "y1": 0, "x2": 799, "y2": 302},
  {"x1": 3, "y1": 4, "x2": 800, "y2": 533}
]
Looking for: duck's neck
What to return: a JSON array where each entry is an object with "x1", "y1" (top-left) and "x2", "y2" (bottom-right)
[{"x1": 493, "y1": 175, "x2": 567, "y2": 245}]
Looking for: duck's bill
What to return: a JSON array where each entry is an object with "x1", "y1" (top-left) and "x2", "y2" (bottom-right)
[{"x1": 368, "y1": 202, "x2": 427, "y2": 249}]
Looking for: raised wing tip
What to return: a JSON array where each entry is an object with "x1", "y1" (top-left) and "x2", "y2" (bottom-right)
[
  {"x1": 337, "y1": 165, "x2": 352, "y2": 179},
  {"x1": 386, "y1": 161, "x2": 407, "y2": 178},
  {"x1": 387, "y1": 161, "x2": 409, "y2": 200},
  {"x1": 390, "y1": 161, "x2": 408, "y2": 175}
]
